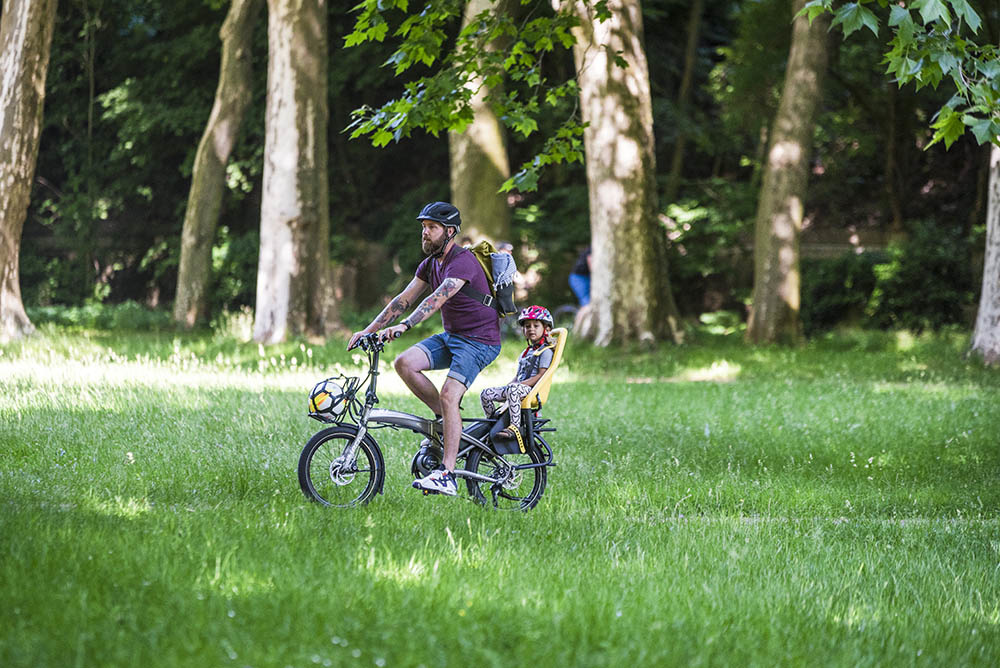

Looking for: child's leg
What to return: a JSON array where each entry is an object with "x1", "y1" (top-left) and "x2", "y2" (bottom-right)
[
  {"x1": 505, "y1": 383, "x2": 532, "y2": 432},
  {"x1": 480, "y1": 386, "x2": 507, "y2": 418}
]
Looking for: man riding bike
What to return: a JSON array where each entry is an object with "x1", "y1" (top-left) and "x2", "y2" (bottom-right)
[{"x1": 348, "y1": 202, "x2": 502, "y2": 496}]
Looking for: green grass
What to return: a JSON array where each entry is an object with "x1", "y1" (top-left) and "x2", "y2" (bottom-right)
[{"x1": 2, "y1": 325, "x2": 999, "y2": 667}]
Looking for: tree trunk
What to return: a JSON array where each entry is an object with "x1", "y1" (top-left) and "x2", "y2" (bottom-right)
[
  {"x1": 0, "y1": 0, "x2": 58, "y2": 343},
  {"x1": 448, "y1": 0, "x2": 512, "y2": 245},
  {"x1": 173, "y1": 0, "x2": 263, "y2": 329},
  {"x1": 561, "y1": 0, "x2": 682, "y2": 347},
  {"x1": 745, "y1": 0, "x2": 829, "y2": 345},
  {"x1": 663, "y1": 0, "x2": 703, "y2": 205},
  {"x1": 971, "y1": 143, "x2": 1000, "y2": 365},
  {"x1": 254, "y1": 0, "x2": 331, "y2": 344}
]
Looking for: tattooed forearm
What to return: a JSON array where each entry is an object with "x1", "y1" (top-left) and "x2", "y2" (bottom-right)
[
  {"x1": 369, "y1": 296, "x2": 411, "y2": 330},
  {"x1": 406, "y1": 278, "x2": 464, "y2": 327}
]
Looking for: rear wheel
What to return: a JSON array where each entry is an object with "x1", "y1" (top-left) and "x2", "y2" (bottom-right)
[
  {"x1": 298, "y1": 426, "x2": 384, "y2": 507},
  {"x1": 464, "y1": 446, "x2": 546, "y2": 510}
]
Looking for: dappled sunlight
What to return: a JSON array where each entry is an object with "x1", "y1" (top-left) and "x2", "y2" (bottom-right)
[
  {"x1": 871, "y1": 380, "x2": 983, "y2": 399},
  {"x1": 86, "y1": 494, "x2": 153, "y2": 519},
  {"x1": 672, "y1": 359, "x2": 742, "y2": 383},
  {"x1": 193, "y1": 560, "x2": 276, "y2": 598},
  {"x1": 366, "y1": 549, "x2": 437, "y2": 585},
  {"x1": 895, "y1": 330, "x2": 917, "y2": 351}
]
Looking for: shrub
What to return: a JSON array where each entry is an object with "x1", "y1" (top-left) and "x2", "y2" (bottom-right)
[
  {"x1": 800, "y1": 220, "x2": 976, "y2": 335},
  {"x1": 27, "y1": 301, "x2": 172, "y2": 330},
  {"x1": 866, "y1": 220, "x2": 974, "y2": 331},
  {"x1": 801, "y1": 251, "x2": 883, "y2": 336},
  {"x1": 210, "y1": 226, "x2": 259, "y2": 315},
  {"x1": 661, "y1": 180, "x2": 755, "y2": 315}
]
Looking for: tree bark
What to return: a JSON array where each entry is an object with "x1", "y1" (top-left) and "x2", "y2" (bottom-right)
[
  {"x1": 448, "y1": 0, "x2": 512, "y2": 245},
  {"x1": 663, "y1": 0, "x2": 703, "y2": 205},
  {"x1": 173, "y1": 0, "x2": 263, "y2": 329},
  {"x1": 0, "y1": 0, "x2": 58, "y2": 343},
  {"x1": 560, "y1": 0, "x2": 682, "y2": 347},
  {"x1": 254, "y1": 0, "x2": 331, "y2": 344},
  {"x1": 971, "y1": 143, "x2": 1000, "y2": 365},
  {"x1": 745, "y1": 0, "x2": 829, "y2": 345}
]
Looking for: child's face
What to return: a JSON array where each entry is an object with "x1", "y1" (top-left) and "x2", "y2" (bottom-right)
[{"x1": 522, "y1": 319, "x2": 546, "y2": 343}]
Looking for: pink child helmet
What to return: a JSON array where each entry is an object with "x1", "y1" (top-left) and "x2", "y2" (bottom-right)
[{"x1": 517, "y1": 305, "x2": 553, "y2": 329}]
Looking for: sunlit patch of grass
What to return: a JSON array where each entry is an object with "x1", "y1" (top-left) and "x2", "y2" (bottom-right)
[
  {"x1": 88, "y1": 494, "x2": 153, "y2": 519},
  {"x1": 672, "y1": 358, "x2": 741, "y2": 382}
]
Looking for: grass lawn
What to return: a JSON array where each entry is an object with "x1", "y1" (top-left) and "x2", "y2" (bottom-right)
[{"x1": 2, "y1": 325, "x2": 998, "y2": 667}]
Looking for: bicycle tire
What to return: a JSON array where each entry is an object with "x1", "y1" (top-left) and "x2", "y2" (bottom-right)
[
  {"x1": 464, "y1": 445, "x2": 547, "y2": 510},
  {"x1": 298, "y1": 426, "x2": 384, "y2": 507}
]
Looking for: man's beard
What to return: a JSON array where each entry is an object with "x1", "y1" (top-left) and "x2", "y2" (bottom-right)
[{"x1": 422, "y1": 236, "x2": 446, "y2": 257}]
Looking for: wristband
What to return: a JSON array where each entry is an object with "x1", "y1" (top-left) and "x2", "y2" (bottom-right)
[{"x1": 402, "y1": 319, "x2": 412, "y2": 331}]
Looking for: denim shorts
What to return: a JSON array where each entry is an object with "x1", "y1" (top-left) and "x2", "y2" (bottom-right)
[{"x1": 415, "y1": 333, "x2": 501, "y2": 388}]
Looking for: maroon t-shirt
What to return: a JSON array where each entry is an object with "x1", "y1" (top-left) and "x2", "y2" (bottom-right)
[{"x1": 416, "y1": 245, "x2": 501, "y2": 345}]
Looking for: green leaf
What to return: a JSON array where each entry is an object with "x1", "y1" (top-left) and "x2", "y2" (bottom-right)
[
  {"x1": 917, "y1": 0, "x2": 950, "y2": 26},
  {"x1": 934, "y1": 51, "x2": 959, "y2": 77},
  {"x1": 927, "y1": 107, "x2": 965, "y2": 148},
  {"x1": 796, "y1": 0, "x2": 833, "y2": 24},
  {"x1": 832, "y1": 3, "x2": 880, "y2": 38},
  {"x1": 888, "y1": 5, "x2": 910, "y2": 28},
  {"x1": 966, "y1": 117, "x2": 998, "y2": 145},
  {"x1": 977, "y1": 57, "x2": 1000, "y2": 80},
  {"x1": 951, "y1": 0, "x2": 982, "y2": 33},
  {"x1": 502, "y1": 168, "x2": 539, "y2": 193}
]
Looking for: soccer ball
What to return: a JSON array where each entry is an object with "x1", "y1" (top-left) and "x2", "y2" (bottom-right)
[{"x1": 308, "y1": 378, "x2": 347, "y2": 421}]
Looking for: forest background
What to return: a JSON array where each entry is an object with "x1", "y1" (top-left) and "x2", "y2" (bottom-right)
[{"x1": 3, "y1": 0, "x2": 999, "y2": 351}]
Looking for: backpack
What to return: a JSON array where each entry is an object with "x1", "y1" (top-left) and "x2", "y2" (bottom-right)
[{"x1": 460, "y1": 241, "x2": 518, "y2": 317}]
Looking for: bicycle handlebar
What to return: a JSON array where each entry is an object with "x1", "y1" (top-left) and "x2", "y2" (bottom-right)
[{"x1": 348, "y1": 330, "x2": 400, "y2": 353}]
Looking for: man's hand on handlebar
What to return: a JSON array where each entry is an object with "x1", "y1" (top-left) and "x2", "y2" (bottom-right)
[
  {"x1": 377, "y1": 324, "x2": 407, "y2": 343},
  {"x1": 347, "y1": 325, "x2": 406, "y2": 351},
  {"x1": 347, "y1": 330, "x2": 373, "y2": 351}
]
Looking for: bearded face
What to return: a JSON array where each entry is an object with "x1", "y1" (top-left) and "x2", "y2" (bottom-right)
[{"x1": 420, "y1": 220, "x2": 450, "y2": 256}]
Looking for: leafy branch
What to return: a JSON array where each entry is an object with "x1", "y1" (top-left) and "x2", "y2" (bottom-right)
[
  {"x1": 343, "y1": 0, "x2": 607, "y2": 192},
  {"x1": 801, "y1": 0, "x2": 999, "y2": 148}
]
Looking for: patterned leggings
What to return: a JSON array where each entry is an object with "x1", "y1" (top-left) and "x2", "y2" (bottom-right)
[{"x1": 480, "y1": 383, "x2": 532, "y2": 431}]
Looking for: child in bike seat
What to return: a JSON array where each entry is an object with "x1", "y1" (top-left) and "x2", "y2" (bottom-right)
[{"x1": 480, "y1": 305, "x2": 555, "y2": 439}]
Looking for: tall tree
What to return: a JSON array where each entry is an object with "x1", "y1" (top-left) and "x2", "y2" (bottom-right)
[
  {"x1": 174, "y1": 0, "x2": 263, "y2": 329},
  {"x1": 253, "y1": 0, "x2": 331, "y2": 344},
  {"x1": 745, "y1": 0, "x2": 830, "y2": 344},
  {"x1": 448, "y1": 0, "x2": 512, "y2": 244},
  {"x1": 0, "y1": 0, "x2": 58, "y2": 343},
  {"x1": 971, "y1": 143, "x2": 1000, "y2": 364},
  {"x1": 561, "y1": 0, "x2": 682, "y2": 346}
]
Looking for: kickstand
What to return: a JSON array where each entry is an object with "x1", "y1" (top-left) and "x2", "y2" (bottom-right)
[{"x1": 490, "y1": 484, "x2": 500, "y2": 509}]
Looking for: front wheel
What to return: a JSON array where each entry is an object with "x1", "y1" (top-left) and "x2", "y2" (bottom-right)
[
  {"x1": 464, "y1": 446, "x2": 547, "y2": 510},
  {"x1": 298, "y1": 426, "x2": 385, "y2": 507}
]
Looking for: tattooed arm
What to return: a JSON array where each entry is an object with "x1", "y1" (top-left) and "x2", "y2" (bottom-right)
[
  {"x1": 374, "y1": 277, "x2": 467, "y2": 342},
  {"x1": 404, "y1": 277, "x2": 466, "y2": 328},
  {"x1": 348, "y1": 277, "x2": 428, "y2": 349}
]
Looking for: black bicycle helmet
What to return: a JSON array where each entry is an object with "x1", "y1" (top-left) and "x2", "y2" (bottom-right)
[{"x1": 417, "y1": 201, "x2": 462, "y2": 230}]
